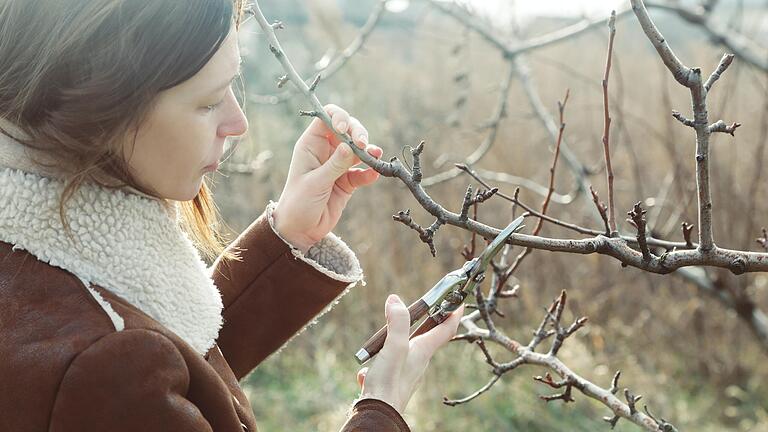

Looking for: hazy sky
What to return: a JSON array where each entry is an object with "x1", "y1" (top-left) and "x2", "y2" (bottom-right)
[
  {"x1": 385, "y1": 0, "x2": 627, "y2": 25},
  {"x1": 470, "y1": 0, "x2": 625, "y2": 18}
]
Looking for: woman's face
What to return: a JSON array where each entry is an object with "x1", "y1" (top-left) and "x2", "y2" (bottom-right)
[{"x1": 122, "y1": 24, "x2": 248, "y2": 201}]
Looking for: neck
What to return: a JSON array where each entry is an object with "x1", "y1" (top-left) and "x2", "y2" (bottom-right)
[{"x1": 0, "y1": 117, "x2": 163, "y2": 199}]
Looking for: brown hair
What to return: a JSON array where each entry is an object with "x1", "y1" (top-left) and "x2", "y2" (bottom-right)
[{"x1": 0, "y1": 0, "x2": 250, "y2": 262}]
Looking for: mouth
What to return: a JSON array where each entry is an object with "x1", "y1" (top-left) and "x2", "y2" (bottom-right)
[
  {"x1": 203, "y1": 161, "x2": 220, "y2": 172},
  {"x1": 203, "y1": 146, "x2": 225, "y2": 172}
]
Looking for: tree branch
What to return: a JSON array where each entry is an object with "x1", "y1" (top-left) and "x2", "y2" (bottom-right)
[
  {"x1": 631, "y1": 0, "x2": 740, "y2": 251},
  {"x1": 602, "y1": 11, "x2": 618, "y2": 236},
  {"x1": 453, "y1": 289, "x2": 675, "y2": 431}
]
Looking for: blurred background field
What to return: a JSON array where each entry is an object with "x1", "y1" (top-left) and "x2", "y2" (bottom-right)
[{"x1": 206, "y1": 1, "x2": 768, "y2": 430}]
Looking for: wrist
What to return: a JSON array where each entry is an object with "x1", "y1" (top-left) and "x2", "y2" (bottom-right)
[{"x1": 272, "y1": 205, "x2": 314, "y2": 254}]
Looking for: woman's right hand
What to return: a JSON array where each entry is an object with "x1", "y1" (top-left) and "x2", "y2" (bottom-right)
[{"x1": 356, "y1": 294, "x2": 465, "y2": 415}]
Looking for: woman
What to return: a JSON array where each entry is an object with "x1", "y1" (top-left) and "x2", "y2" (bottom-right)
[{"x1": 0, "y1": 0, "x2": 463, "y2": 431}]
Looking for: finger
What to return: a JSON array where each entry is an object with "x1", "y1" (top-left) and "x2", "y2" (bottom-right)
[
  {"x1": 324, "y1": 104, "x2": 350, "y2": 136},
  {"x1": 335, "y1": 144, "x2": 382, "y2": 190},
  {"x1": 314, "y1": 143, "x2": 357, "y2": 184},
  {"x1": 301, "y1": 105, "x2": 350, "y2": 149},
  {"x1": 344, "y1": 168, "x2": 380, "y2": 190},
  {"x1": 347, "y1": 144, "x2": 382, "y2": 171},
  {"x1": 357, "y1": 367, "x2": 368, "y2": 388},
  {"x1": 378, "y1": 294, "x2": 410, "y2": 366},
  {"x1": 316, "y1": 142, "x2": 382, "y2": 189},
  {"x1": 348, "y1": 116, "x2": 369, "y2": 150},
  {"x1": 410, "y1": 304, "x2": 465, "y2": 358},
  {"x1": 365, "y1": 144, "x2": 383, "y2": 159}
]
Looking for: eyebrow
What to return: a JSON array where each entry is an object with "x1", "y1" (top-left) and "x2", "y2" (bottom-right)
[{"x1": 209, "y1": 58, "x2": 243, "y2": 93}]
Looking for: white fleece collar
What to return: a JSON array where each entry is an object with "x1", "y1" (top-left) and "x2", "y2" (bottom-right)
[{"x1": 0, "y1": 166, "x2": 223, "y2": 356}]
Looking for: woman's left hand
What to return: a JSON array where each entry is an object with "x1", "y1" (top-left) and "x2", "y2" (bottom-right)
[{"x1": 273, "y1": 104, "x2": 383, "y2": 253}]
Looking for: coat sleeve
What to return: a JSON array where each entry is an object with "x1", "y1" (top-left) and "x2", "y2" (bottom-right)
[
  {"x1": 338, "y1": 398, "x2": 412, "y2": 432},
  {"x1": 209, "y1": 201, "x2": 364, "y2": 380},
  {"x1": 49, "y1": 329, "x2": 213, "y2": 432}
]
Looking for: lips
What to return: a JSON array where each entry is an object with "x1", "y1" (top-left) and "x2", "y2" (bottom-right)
[
  {"x1": 204, "y1": 150, "x2": 224, "y2": 170},
  {"x1": 203, "y1": 161, "x2": 220, "y2": 172}
]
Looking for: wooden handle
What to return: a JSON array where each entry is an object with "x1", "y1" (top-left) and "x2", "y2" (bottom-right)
[
  {"x1": 355, "y1": 298, "x2": 430, "y2": 364},
  {"x1": 409, "y1": 314, "x2": 445, "y2": 338}
]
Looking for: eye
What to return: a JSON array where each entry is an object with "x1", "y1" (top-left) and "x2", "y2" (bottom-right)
[{"x1": 204, "y1": 99, "x2": 224, "y2": 112}]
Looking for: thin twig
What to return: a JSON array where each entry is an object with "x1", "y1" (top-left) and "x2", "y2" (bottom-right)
[
  {"x1": 602, "y1": 11, "x2": 618, "y2": 236},
  {"x1": 630, "y1": 0, "x2": 740, "y2": 252},
  {"x1": 454, "y1": 290, "x2": 673, "y2": 431},
  {"x1": 500, "y1": 89, "x2": 570, "y2": 289},
  {"x1": 252, "y1": 0, "x2": 391, "y2": 104}
]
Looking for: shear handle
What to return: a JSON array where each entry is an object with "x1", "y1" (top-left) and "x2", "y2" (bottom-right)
[
  {"x1": 355, "y1": 298, "x2": 430, "y2": 365},
  {"x1": 410, "y1": 289, "x2": 468, "y2": 338},
  {"x1": 355, "y1": 271, "x2": 468, "y2": 364},
  {"x1": 410, "y1": 314, "x2": 441, "y2": 338}
]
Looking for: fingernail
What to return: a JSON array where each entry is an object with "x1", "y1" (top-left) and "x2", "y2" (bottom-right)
[
  {"x1": 336, "y1": 121, "x2": 347, "y2": 132},
  {"x1": 387, "y1": 294, "x2": 401, "y2": 304}
]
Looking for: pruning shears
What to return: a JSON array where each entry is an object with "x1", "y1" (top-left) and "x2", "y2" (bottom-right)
[{"x1": 355, "y1": 215, "x2": 526, "y2": 364}]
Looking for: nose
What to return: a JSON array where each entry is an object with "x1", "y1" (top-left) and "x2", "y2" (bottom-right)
[{"x1": 217, "y1": 93, "x2": 249, "y2": 138}]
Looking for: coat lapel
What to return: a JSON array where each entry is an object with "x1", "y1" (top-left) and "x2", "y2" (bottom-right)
[{"x1": 0, "y1": 125, "x2": 224, "y2": 356}]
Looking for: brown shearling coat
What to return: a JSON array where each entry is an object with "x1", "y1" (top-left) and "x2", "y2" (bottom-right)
[{"x1": 0, "y1": 210, "x2": 410, "y2": 432}]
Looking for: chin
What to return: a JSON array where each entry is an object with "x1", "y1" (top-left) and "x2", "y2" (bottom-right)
[{"x1": 164, "y1": 179, "x2": 204, "y2": 202}]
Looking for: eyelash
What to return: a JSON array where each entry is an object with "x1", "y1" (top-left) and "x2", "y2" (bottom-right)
[
  {"x1": 204, "y1": 99, "x2": 224, "y2": 112},
  {"x1": 204, "y1": 83, "x2": 237, "y2": 112}
]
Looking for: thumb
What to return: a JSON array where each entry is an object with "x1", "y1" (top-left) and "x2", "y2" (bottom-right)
[
  {"x1": 317, "y1": 144, "x2": 356, "y2": 183},
  {"x1": 378, "y1": 294, "x2": 410, "y2": 366}
]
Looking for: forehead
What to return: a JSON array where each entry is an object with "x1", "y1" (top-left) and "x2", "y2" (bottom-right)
[
  {"x1": 205, "y1": 27, "x2": 241, "y2": 76},
  {"x1": 167, "y1": 27, "x2": 241, "y2": 97}
]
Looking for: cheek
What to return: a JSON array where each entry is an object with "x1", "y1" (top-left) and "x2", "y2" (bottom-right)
[{"x1": 127, "y1": 117, "x2": 213, "y2": 200}]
